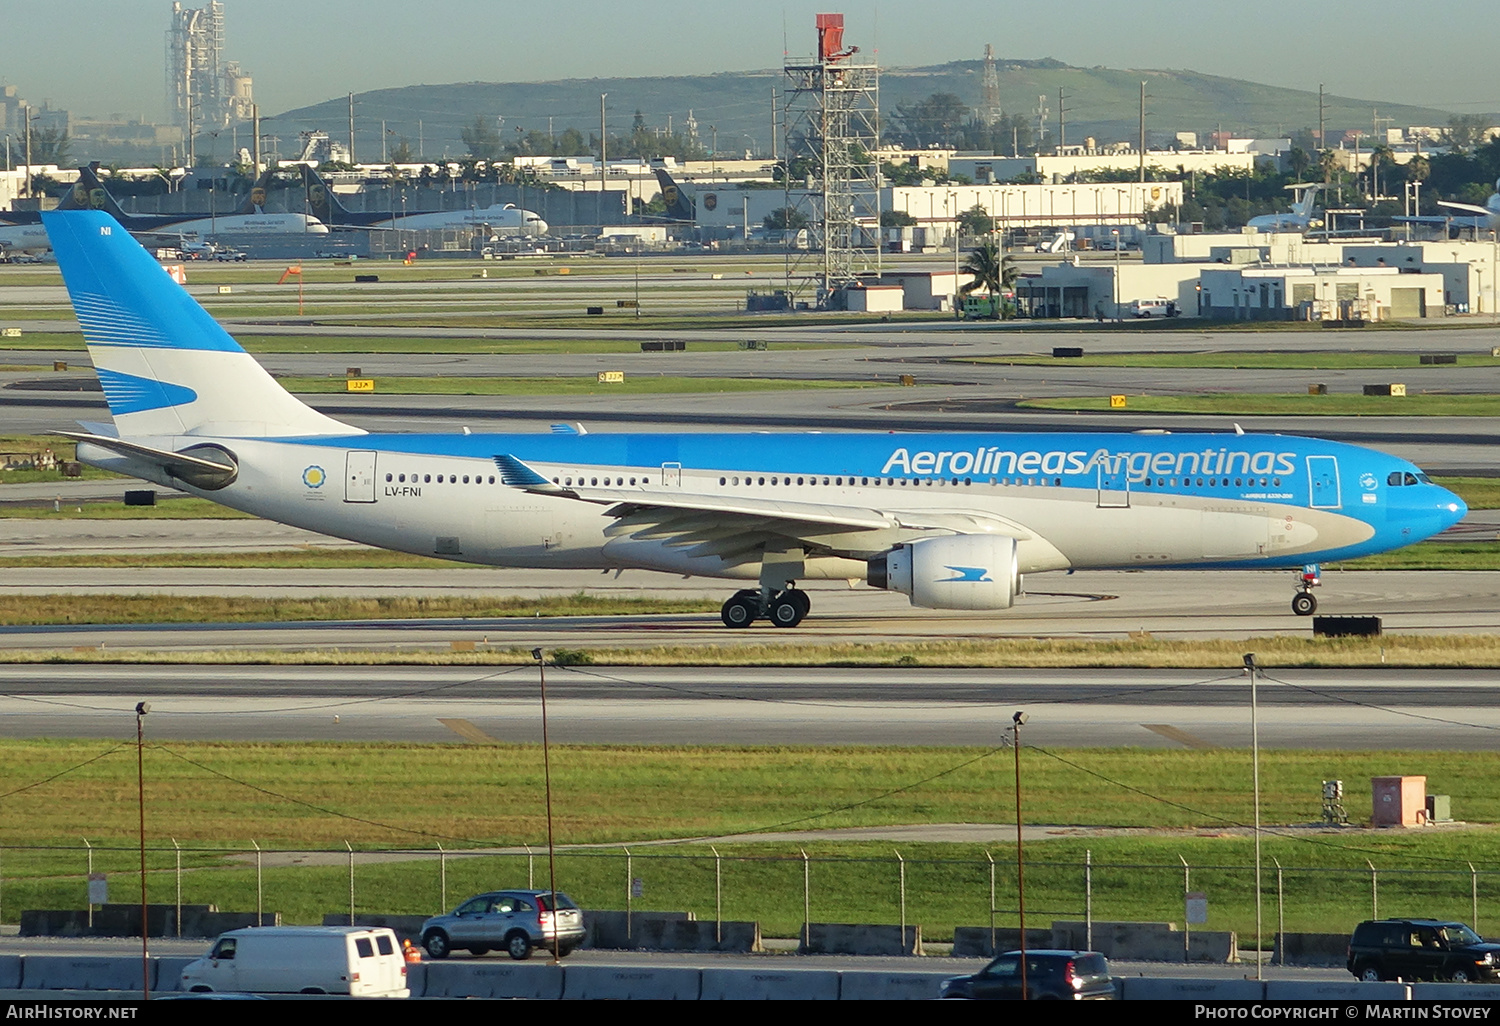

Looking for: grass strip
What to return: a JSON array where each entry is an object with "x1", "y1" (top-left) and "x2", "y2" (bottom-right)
[
  {"x1": 9, "y1": 635, "x2": 1500, "y2": 667},
  {"x1": 275, "y1": 374, "x2": 889, "y2": 395},
  {"x1": 0, "y1": 740, "x2": 1497, "y2": 937},
  {"x1": 0, "y1": 498, "x2": 251, "y2": 520},
  {"x1": 0, "y1": 593, "x2": 717, "y2": 626},
  {"x1": 968, "y1": 351, "x2": 1497, "y2": 370},
  {"x1": 1019, "y1": 394, "x2": 1500, "y2": 416}
]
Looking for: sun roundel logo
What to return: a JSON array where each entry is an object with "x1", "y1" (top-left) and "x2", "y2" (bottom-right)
[
  {"x1": 302, "y1": 465, "x2": 326, "y2": 489},
  {"x1": 1360, "y1": 472, "x2": 1378, "y2": 490}
]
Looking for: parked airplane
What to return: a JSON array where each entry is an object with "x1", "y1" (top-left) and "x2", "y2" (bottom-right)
[
  {"x1": 1434, "y1": 177, "x2": 1500, "y2": 231},
  {"x1": 68, "y1": 164, "x2": 328, "y2": 238},
  {"x1": 300, "y1": 166, "x2": 547, "y2": 235},
  {"x1": 44, "y1": 210, "x2": 1466, "y2": 624},
  {"x1": 652, "y1": 167, "x2": 697, "y2": 223},
  {"x1": 1246, "y1": 183, "x2": 1323, "y2": 232},
  {"x1": 0, "y1": 174, "x2": 94, "y2": 256}
]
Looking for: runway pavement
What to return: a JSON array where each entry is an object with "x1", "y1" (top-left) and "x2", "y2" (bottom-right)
[{"x1": 1, "y1": 663, "x2": 1497, "y2": 749}]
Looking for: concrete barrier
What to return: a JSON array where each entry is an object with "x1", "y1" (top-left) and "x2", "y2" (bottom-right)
[
  {"x1": 838, "y1": 970, "x2": 953, "y2": 1001},
  {"x1": 20, "y1": 907, "x2": 277, "y2": 938},
  {"x1": 1411, "y1": 983, "x2": 1499, "y2": 1000},
  {"x1": 562, "y1": 965, "x2": 701, "y2": 1000},
  {"x1": 950, "y1": 926, "x2": 1055, "y2": 958},
  {"x1": 583, "y1": 909, "x2": 694, "y2": 949},
  {"x1": 152, "y1": 957, "x2": 198, "y2": 992},
  {"x1": 418, "y1": 961, "x2": 564, "y2": 1000},
  {"x1": 700, "y1": 967, "x2": 841, "y2": 1000},
  {"x1": 1268, "y1": 980, "x2": 1410, "y2": 1001},
  {"x1": 1052, "y1": 920, "x2": 1237, "y2": 962},
  {"x1": 1120, "y1": 977, "x2": 1264, "y2": 1001},
  {"x1": 799, "y1": 923, "x2": 921, "y2": 956},
  {"x1": 20, "y1": 956, "x2": 149, "y2": 992},
  {"x1": 321, "y1": 913, "x2": 429, "y2": 942},
  {"x1": 1272, "y1": 932, "x2": 1350, "y2": 966},
  {"x1": 607, "y1": 918, "x2": 761, "y2": 953},
  {"x1": 0, "y1": 956, "x2": 20, "y2": 990}
]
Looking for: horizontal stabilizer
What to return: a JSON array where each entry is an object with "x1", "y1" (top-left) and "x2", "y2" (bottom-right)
[{"x1": 60, "y1": 431, "x2": 238, "y2": 490}]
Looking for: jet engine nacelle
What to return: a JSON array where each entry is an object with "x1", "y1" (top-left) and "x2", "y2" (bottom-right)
[{"x1": 867, "y1": 535, "x2": 1020, "y2": 610}]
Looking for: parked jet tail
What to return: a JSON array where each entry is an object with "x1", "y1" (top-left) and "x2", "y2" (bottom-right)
[
  {"x1": 41, "y1": 210, "x2": 358, "y2": 438},
  {"x1": 300, "y1": 165, "x2": 376, "y2": 227},
  {"x1": 654, "y1": 167, "x2": 697, "y2": 223}
]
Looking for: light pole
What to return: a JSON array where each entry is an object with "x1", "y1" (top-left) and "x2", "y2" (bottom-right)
[
  {"x1": 1244, "y1": 653, "x2": 1264, "y2": 981},
  {"x1": 1012, "y1": 710, "x2": 1029, "y2": 1000},
  {"x1": 135, "y1": 701, "x2": 151, "y2": 1000},
  {"x1": 1112, "y1": 229, "x2": 1122, "y2": 320},
  {"x1": 531, "y1": 648, "x2": 560, "y2": 965}
]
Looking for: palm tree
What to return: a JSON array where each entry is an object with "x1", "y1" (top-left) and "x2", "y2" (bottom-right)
[{"x1": 958, "y1": 239, "x2": 1017, "y2": 319}]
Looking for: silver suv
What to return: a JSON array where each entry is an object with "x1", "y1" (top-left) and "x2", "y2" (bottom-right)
[{"x1": 420, "y1": 890, "x2": 585, "y2": 961}]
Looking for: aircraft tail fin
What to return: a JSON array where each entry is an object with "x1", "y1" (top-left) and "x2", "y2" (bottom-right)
[
  {"x1": 42, "y1": 209, "x2": 360, "y2": 439},
  {"x1": 654, "y1": 167, "x2": 696, "y2": 222},
  {"x1": 300, "y1": 165, "x2": 353, "y2": 225},
  {"x1": 235, "y1": 166, "x2": 279, "y2": 215},
  {"x1": 71, "y1": 163, "x2": 130, "y2": 219}
]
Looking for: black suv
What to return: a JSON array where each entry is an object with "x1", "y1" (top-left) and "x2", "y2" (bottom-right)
[
  {"x1": 940, "y1": 950, "x2": 1116, "y2": 1000},
  {"x1": 1348, "y1": 919, "x2": 1500, "y2": 983}
]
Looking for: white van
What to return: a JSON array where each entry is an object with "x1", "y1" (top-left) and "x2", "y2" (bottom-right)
[{"x1": 179, "y1": 926, "x2": 410, "y2": 997}]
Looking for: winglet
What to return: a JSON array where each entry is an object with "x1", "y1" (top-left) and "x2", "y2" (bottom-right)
[{"x1": 493, "y1": 454, "x2": 566, "y2": 492}]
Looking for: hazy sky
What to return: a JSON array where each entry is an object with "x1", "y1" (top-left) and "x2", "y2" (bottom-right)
[{"x1": 4, "y1": 0, "x2": 1497, "y2": 120}]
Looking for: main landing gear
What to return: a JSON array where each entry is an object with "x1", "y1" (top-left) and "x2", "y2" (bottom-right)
[
  {"x1": 1292, "y1": 564, "x2": 1320, "y2": 616},
  {"x1": 720, "y1": 586, "x2": 810, "y2": 628}
]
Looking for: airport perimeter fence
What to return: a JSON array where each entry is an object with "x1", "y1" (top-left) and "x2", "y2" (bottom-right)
[{"x1": 2, "y1": 842, "x2": 1499, "y2": 948}]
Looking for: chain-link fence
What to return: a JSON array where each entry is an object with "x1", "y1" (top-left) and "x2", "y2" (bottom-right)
[{"x1": 4, "y1": 841, "x2": 1498, "y2": 949}]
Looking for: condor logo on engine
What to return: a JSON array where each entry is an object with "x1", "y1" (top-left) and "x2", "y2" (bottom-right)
[{"x1": 940, "y1": 565, "x2": 992, "y2": 583}]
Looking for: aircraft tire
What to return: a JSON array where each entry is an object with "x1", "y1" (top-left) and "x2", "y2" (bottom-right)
[
  {"x1": 721, "y1": 595, "x2": 758, "y2": 628},
  {"x1": 769, "y1": 597, "x2": 805, "y2": 628},
  {"x1": 1291, "y1": 593, "x2": 1317, "y2": 616}
]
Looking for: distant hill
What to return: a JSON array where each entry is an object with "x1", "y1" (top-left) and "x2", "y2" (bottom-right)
[{"x1": 272, "y1": 58, "x2": 1464, "y2": 163}]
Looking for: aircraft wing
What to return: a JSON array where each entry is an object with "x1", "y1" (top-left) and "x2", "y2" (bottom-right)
[
  {"x1": 1437, "y1": 200, "x2": 1496, "y2": 218},
  {"x1": 494, "y1": 454, "x2": 1036, "y2": 559}
]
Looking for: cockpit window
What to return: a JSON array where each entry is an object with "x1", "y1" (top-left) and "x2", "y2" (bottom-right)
[
  {"x1": 1388, "y1": 471, "x2": 1404, "y2": 487},
  {"x1": 1416, "y1": 473, "x2": 1432, "y2": 484},
  {"x1": 1405, "y1": 472, "x2": 1420, "y2": 486}
]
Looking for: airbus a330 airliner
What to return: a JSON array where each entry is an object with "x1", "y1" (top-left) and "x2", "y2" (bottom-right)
[{"x1": 43, "y1": 210, "x2": 1466, "y2": 627}]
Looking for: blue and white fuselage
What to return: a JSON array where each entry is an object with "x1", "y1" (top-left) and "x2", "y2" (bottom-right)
[{"x1": 42, "y1": 210, "x2": 1466, "y2": 627}]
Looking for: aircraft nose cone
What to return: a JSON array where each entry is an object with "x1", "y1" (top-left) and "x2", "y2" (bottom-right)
[{"x1": 1440, "y1": 488, "x2": 1468, "y2": 529}]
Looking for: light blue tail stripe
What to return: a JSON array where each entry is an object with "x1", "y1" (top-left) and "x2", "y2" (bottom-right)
[
  {"x1": 96, "y1": 368, "x2": 199, "y2": 415},
  {"x1": 42, "y1": 211, "x2": 245, "y2": 355}
]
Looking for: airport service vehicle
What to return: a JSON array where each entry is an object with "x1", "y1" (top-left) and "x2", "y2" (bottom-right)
[
  {"x1": 42, "y1": 210, "x2": 1465, "y2": 626},
  {"x1": 178, "y1": 926, "x2": 410, "y2": 996},
  {"x1": 940, "y1": 950, "x2": 1116, "y2": 1000},
  {"x1": 1129, "y1": 298, "x2": 1176, "y2": 318},
  {"x1": 420, "y1": 890, "x2": 585, "y2": 960},
  {"x1": 1347, "y1": 919, "x2": 1500, "y2": 983}
]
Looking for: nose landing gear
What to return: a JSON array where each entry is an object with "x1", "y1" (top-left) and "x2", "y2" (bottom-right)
[
  {"x1": 1292, "y1": 564, "x2": 1320, "y2": 616},
  {"x1": 719, "y1": 586, "x2": 810, "y2": 628}
]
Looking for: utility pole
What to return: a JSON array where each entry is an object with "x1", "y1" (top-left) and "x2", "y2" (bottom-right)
[
  {"x1": 1318, "y1": 84, "x2": 1325, "y2": 154},
  {"x1": 1057, "y1": 88, "x2": 1068, "y2": 154},
  {"x1": 770, "y1": 88, "x2": 778, "y2": 162},
  {"x1": 347, "y1": 93, "x2": 355, "y2": 165},
  {"x1": 599, "y1": 93, "x2": 608, "y2": 189},
  {"x1": 186, "y1": 94, "x2": 195, "y2": 167},
  {"x1": 1139, "y1": 81, "x2": 1147, "y2": 183},
  {"x1": 251, "y1": 104, "x2": 260, "y2": 176},
  {"x1": 21, "y1": 105, "x2": 32, "y2": 200}
]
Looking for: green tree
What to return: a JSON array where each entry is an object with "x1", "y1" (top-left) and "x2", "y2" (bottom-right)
[
  {"x1": 763, "y1": 206, "x2": 809, "y2": 232},
  {"x1": 388, "y1": 138, "x2": 415, "y2": 164},
  {"x1": 889, "y1": 93, "x2": 972, "y2": 148},
  {"x1": 26, "y1": 126, "x2": 71, "y2": 167},
  {"x1": 1287, "y1": 146, "x2": 1311, "y2": 182},
  {"x1": 958, "y1": 239, "x2": 1017, "y2": 319},
  {"x1": 956, "y1": 204, "x2": 993, "y2": 238},
  {"x1": 1442, "y1": 115, "x2": 1494, "y2": 154},
  {"x1": 460, "y1": 117, "x2": 503, "y2": 161},
  {"x1": 879, "y1": 209, "x2": 917, "y2": 227}
]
